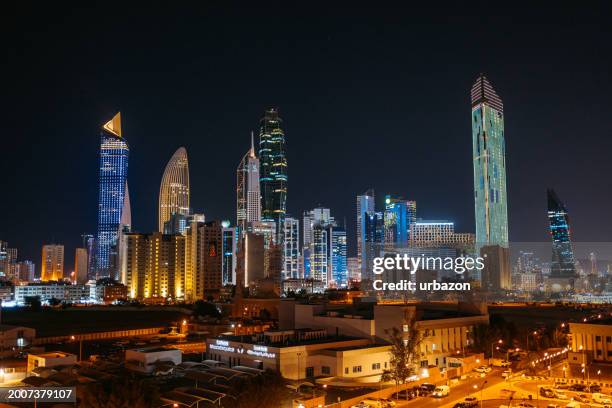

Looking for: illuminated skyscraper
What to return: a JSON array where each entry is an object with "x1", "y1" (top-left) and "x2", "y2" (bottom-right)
[
  {"x1": 471, "y1": 75, "x2": 508, "y2": 247},
  {"x1": 94, "y1": 112, "x2": 129, "y2": 278},
  {"x1": 41, "y1": 244, "x2": 64, "y2": 281},
  {"x1": 258, "y1": 109, "x2": 287, "y2": 243},
  {"x1": 331, "y1": 228, "x2": 347, "y2": 287},
  {"x1": 222, "y1": 222, "x2": 237, "y2": 286},
  {"x1": 383, "y1": 195, "x2": 416, "y2": 247},
  {"x1": 159, "y1": 147, "x2": 190, "y2": 232},
  {"x1": 283, "y1": 216, "x2": 300, "y2": 280},
  {"x1": 237, "y1": 133, "x2": 261, "y2": 232},
  {"x1": 547, "y1": 189, "x2": 576, "y2": 279},
  {"x1": 356, "y1": 189, "x2": 375, "y2": 274}
]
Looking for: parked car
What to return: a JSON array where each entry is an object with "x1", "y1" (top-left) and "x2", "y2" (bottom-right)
[
  {"x1": 453, "y1": 397, "x2": 478, "y2": 408},
  {"x1": 432, "y1": 385, "x2": 450, "y2": 398},
  {"x1": 540, "y1": 387, "x2": 555, "y2": 398},
  {"x1": 592, "y1": 393, "x2": 612, "y2": 405},
  {"x1": 572, "y1": 394, "x2": 589, "y2": 403},
  {"x1": 350, "y1": 404, "x2": 370, "y2": 408},
  {"x1": 555, "y1": 391, "x2": 569, "y2": 400},
  {"x1": 589, "y1": 384, "x2": 602, "y2": 393},
  {"x1": 568, "y1": 384, "x2": 587, "y2": 392},
  {"x1": 565, "y1": 402, "x2": 581, "y2": 408},
  {"x1": 474, "y1": 366, "x2": 492, "y2": 373},
  {"x1": 491, "y1": 358, "x2": 511, "y2": 367},
  {"x1": 502, "y1": 369, "x2": 512, "y2": 378},
  {"x1": 419, "y1": 383, "x2": 436, "y2": 395}
]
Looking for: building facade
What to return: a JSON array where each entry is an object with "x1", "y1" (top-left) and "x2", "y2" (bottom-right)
[
  {"x1": 237, "y1": 134, "x2": 261, "y2": 233},
  {"x1": 471, "y1": 75, "x2": 508, "y2": 248},
  {"x1": 547, "y1": 189, "x2": 576, "y2": 282},
  {"x1": 74, "y1": 248, "x2": 88, "y2": 284},
  {"x1": 356, "y1": 189, "x2": 375, "y2": 277},
  {"x1": 258, "y1": 109, "x2": 287, "y2": 243},
  {"x1": 94, "y1": 112, "x2": 130, "y2": 278},
  {"x1": 41, "y1": 244, "x2": 64, "y2": 282},
  {"x1": 158, "y1": 147, "x2": 190, "y2": 232},
  {"x1": 283, "y1": 216, "x2": 300, "y2": 280}
]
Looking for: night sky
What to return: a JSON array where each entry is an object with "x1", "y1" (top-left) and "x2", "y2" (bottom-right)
[{"x1": 3, "y1": 3, "x2": 612, "y2": 271}]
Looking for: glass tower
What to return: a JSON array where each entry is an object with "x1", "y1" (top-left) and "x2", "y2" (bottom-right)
[
  {"x1": 159, "y1": 147, "x2": 190, "y2": 232},
  {"x1": 258, "y1": 108, "x2": 287, "y2": 243},
  {"x1": 547, "y1": 189, "x2": 576, "y2": 278},
  {"x1": 94, "y1": 112, "x2": 129, "y2": 278},
  {"x1": 356, "y1": 189, "x2": 375, "y2": 276},
  {"x1": 236, "y1": 133, "x2": 261, "y2": 232},
  {"x1": 471, "y1": 74, "x2": 508, "y2": 248},
  {"x1": 331, "y1": 228, "x2": 347, "y2": 287}
]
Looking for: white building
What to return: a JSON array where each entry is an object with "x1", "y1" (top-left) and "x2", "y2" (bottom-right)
[
  {"x1": 125, "y1": 347, "x2": 182, "y2": 374},
  {"x1": 27, "y1": 351, "x2": 77, "y2": 374}
]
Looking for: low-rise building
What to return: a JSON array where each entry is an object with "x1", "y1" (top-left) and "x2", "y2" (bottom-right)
[
  {"x1": 15, "y1": 283, "x2": 89, "y2": 305},
  {"x1": 125, "y1": 347, "x2": 182, "y2": 374},
  {"x1": 0, "y1": 325, "x2": 35, "y2": 353},
  {"x1": 569, "y1": 320, "x2": 612, "y2": 364},
  {"x1": 27, "y1": 351, "x2": 77, "y2": 374}
]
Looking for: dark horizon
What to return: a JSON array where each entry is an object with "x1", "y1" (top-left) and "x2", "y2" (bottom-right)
[{"x1": 3, "y1": 3, "x2": 612, "y2": 271}]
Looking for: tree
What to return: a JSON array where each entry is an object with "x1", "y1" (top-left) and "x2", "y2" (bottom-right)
[
  {"x1": 381, "y1": 316, "x2": 423, "y2": 397},
  {"x1": 79, "y1": 375, "x2": 159, "y2": 407},
  {"x1": 24, "y1": 296, "x2": 41, "y2": 311},
  {"x1": 232, "y1": 370, "x2": 292, "y2": 408},
  {"x1": 193, "y1": 300, "x2": 221, "y2": 318}
]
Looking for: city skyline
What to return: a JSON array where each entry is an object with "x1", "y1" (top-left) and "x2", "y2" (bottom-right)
[{"x1": 4, "y1": 5, "x2": 612, "y2": 269}]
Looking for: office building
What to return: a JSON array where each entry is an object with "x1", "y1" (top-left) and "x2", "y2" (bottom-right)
[
  {"x1": 283, "y1": 216, "x2": 300, "y2": 280},
  {"x1": 158, "y1": 147, "x2": 190, "y2": 232},
  {"x1": 410, "y1": 221, "x2": 475, "y2": 249},
  {"x1": 303, "y1": 208, "x2": 334, "y2": 247},
  {"x1": 94, "y1": 112, "x2": 130, "y2": 278},
  {"x1": 547, "y1": 189, "x2": 576, "y2": 289},
  {"x1": 237, "y1": 133, "x2": 261, "y2": 232},
  {"x1": 347, "y1": 257, "x2": 360, "y2": 284},
  {"x1": 16, "y1": 260, "x2": 35, "y2": 282},
  {"x1": 480, "y1": 245, "x2": 511, "y2": 291},
  {"x1": 471, "y1": 75, "x2": 509, "y2": 248},
  {"x1": 383, "y1": 195, "x2": 415, "y2": 247},
  {"x1": 356, "y1": 189, "x2": 375, "y2": 275},
  {"x1": 222, "y1": 223, "x2": 237, "y2": 286},
  {"x1": 362, "y1": 211, "x2": 384, "y2": 284},
  {"x1": 41, "y1": 244, "x2": 64, "y2": 282},
  {"x1": 74, "y1": 248, "x2": 88, "y2": 284},
  {"x1": 258, "y1": 108, "x2": 287, "y2": 243},
  {"x1": 331, "y1": 228, "x2": 347, "y2": 288},
  {"x1": 199, "y1": 221, "x2": 224, "y2": 297}
]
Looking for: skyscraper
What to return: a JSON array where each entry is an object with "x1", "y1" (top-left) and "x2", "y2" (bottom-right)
[
  {"x1": 41, "y1": 244, "x2": 64, "y2": 281},
  {"x1": 258, "y1": 109, "x2": 287, "y2": 243},
  {"x1": 356, "y1": 189, "x2": 375, "y2": 274},
  {"x1": 383, "y1": 195, "x2": 415, "y2": 247},
  {"x1": 547, "y1": 189, "x2": 576, "y2": 279},
  {"x1": 159, "y1": 147, "x2": 190, "y2": 232},
  {"x1": 331, "y1": 228, "x2": 347, "y2": 288},
  {"x1": 74, "y1": 248, "x2": 88, "y2": 284},
  {"x1": 471, "y1": 75, "x2": 509, "y2": 248},
  {"x1": 94, "y1": 112, "x2": 129, "y2": 278},
  {"x1": 237, "y1": 133, "x2": 261, "y2": 232},
  {"x1": 283, "y1": 216, "x2": 300, "y2": 280},
  {"x1": 221, "y1": 222, "x2": 237, "y2": 286}
]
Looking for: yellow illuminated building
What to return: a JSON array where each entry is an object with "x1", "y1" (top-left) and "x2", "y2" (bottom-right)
[
  {"x1": 158, "y1": 147, "x2": 190, "y2": 232},
  {"x1": 41, "y1": 244, "x2": 64, "y2": 281}
]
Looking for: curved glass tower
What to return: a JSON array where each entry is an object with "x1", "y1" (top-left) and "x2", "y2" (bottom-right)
[
  {"x1": 159, "y1": 147, "x2": 190, "y2": 231},
  {"x1": 547, "y1": 189, "x2": 576, "y2": 278},
  {"x1": 258, "y1": 108, "x2": 287, "y2": 242},
  {"x1": 471, "y1": 74, "x2": 509, "y2": 247},
  {"x1": 94, "y1": 112, "x2": 129, "y2": 278}
]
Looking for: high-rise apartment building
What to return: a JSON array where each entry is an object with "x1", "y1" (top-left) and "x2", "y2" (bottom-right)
[
  {"x1": 74, "y1": 248, "x2": 89, "y2": 284},
  {"x1": 237, "y1": 134, "x2": 261, "y2": 232},
  {"x1": 472, "y1": 75, "x2": 508, "y2": 248},
  {"x1": 331, "y1": 228, "x2": 347, "y2": 287},
  {"x1": 258, "y1": 109, "x2": 287, "y2": 243},
  {"x1": 159, "y1": 147, "x2": 190, "y2": 232},
  {"x1": 41, "y1": 244, "x2": 64, "y2": 281},
  {"x1": 222, "y1": 223, "x2": 237, "y2": 286},
  {"x1": 356, "y1": 189, "x2": 375, "y2": 277},
  {"x1": 410, "y1": 221, "x2": 475, "y2": 248},
  {"x1": 283, "y1": 216, "x2": 300, "y2": 280},
  {"x1": 94, "y1": 112, "x2": 130, "y2": 278},
  {"x1": 124, "y1": 232, "x2": 186, "y2": 300}
]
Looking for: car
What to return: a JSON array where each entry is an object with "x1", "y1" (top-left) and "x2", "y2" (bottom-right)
[
  {"x1": 568, "y1": 384, "x2": 587, "y2": 392},
  {"x1": 565, "y1": 402, "x2": 581, "y2": 408},
  {"x1": 361, "y1": 399, "x2": 389, "y2": 408},
  {"x1": 474, "y1": 366, "x2": 492, "y2": 373},
  {"x1": 592, "y1": 393, "x2": 612, "y2": 405},
  {"x1": 491, "y1": 358, "x2": 511, "y2": 367},
  {"x1": 589, "y1": 384, "x2": 602, "y2": 393},
  {"x1": 432, "y1": 385, "x2": 450, "y2": 398},
  {"x1": 555, "y1": 391, "x2": 569, "y2": 400},
  {"x1": 380, "y1": 399, "x2": 396, "y2": 408},
  {"x1": 453, "y1": 402, "x2": 477, "y2": 408},
  {"x1": 419, "y1": 383, "x2": 436, "y2": 395},
  {"x1": 501, "y1": 369, "x2": 512, "y2": 378},
  {"x1": 540, "y1": 387, "x2": 556, "y2": 398},
  {"x1": 515, "y1": 403, "x2": 536, "y2": 408},
  {"x1": 572, "y1": 394, "x2": 589, "y2": 403},
  {"x1": 350, "y1": 404, "x2": 370, "y2": 408}
]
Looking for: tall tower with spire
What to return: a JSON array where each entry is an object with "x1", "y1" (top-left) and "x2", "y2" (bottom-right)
[
  {"x1": 471, "y1": 74, "x2": 509, "y2": 248},
  {"x1": 237, "y1": 132, "x2": 261, "y2": 232},
  {"x1": 258, "y1": 108, "x2": 287, "y2": 243},
  {"x1": 158, "y1": 147, "x2": 190, "y2": 231},
  {"x1": 94, "y1": 112, "x2": 129, "y2": 279}
]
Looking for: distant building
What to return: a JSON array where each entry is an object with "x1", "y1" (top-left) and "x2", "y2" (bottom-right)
[
  {"x1": 16, "y1": 260, "x2": 35, "y2": 282},
  {"x1": 362, "y1": 210, "x2": 384, "y2": 285},
  {"x1": 125, "y1": 347, "x2": 182, "y2": 374},
  {"x1": 94, "y1": 112, "x2": 130, "y2": 278},
  {"x1": 347, "y1": 257, "x2": 360, "y2": 283},
  {"x1": 282, "y1": 217, "x2": 300, "y2": 280},
  {"x1": 480, "y1": 245, "x2": 511, "y2": 291},
  {"x1": 236, "y1": 133, "x2": 261, "y2": 232},
  {"x1": 241, "y1": 232, "x2": 265, "y2": 288},
  {"x1": 222, "y1": 224, "x2": 237, "y2": 286},
  {"x1": 124, "y1": 232, "x2": 186, "y2": 300},
  {"x1": 158, "y1": 147, "x2": 190, "y2": 232},
  {"x1": 15, "y1": 283, "x2": 89, "y2": 305},
  {"x1": 384, "y1": 195, "x2": 415, "y2": 247},
  {"x1": 200, "y1": 221, "x2": 224, "y2": 297},
  {"x1": 410, "y1": 221, "x2": 474, "y2": 249},
  {"x1": 303, "y1": 208, "x2": 334, "y2": 247},
  {"x1": 28, "y1": 352, "x2": 77, "y2": 374},
  {"x1": 356, "y1": 189, "x2": 375, "y2": 278},
  {"x1": 331, "y1": 228, "x2": 347, "y2": 288},
  {"x1": 547, "y1": 189, "x2": 576, "y2": 291},
  {"x1": 41, "y1": 244, "x2": 64, "y2": 282},
  {"x1": 472, "y1": 74, "x2": 508, "y2": 248},
  {"x1": 569, "y1": 320, "x2": 612, "y2": 364},
  {"x1": 74, "y1": 248, "x2": 88, "y2": 284},
  {"x1": 259, "y1": 109, "x2": 287, "y2": 243}
]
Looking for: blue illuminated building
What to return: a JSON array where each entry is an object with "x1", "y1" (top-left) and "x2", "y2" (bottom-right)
[
  {"x1": 331, "y1": 228, "x2": 347, "y2": 287},
  {"x1": 94, "y1": 112, "x2": 129, "y2": 278},
  {"x1": 547, "y1": 189, "x2": 576, "y2": 278}
]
